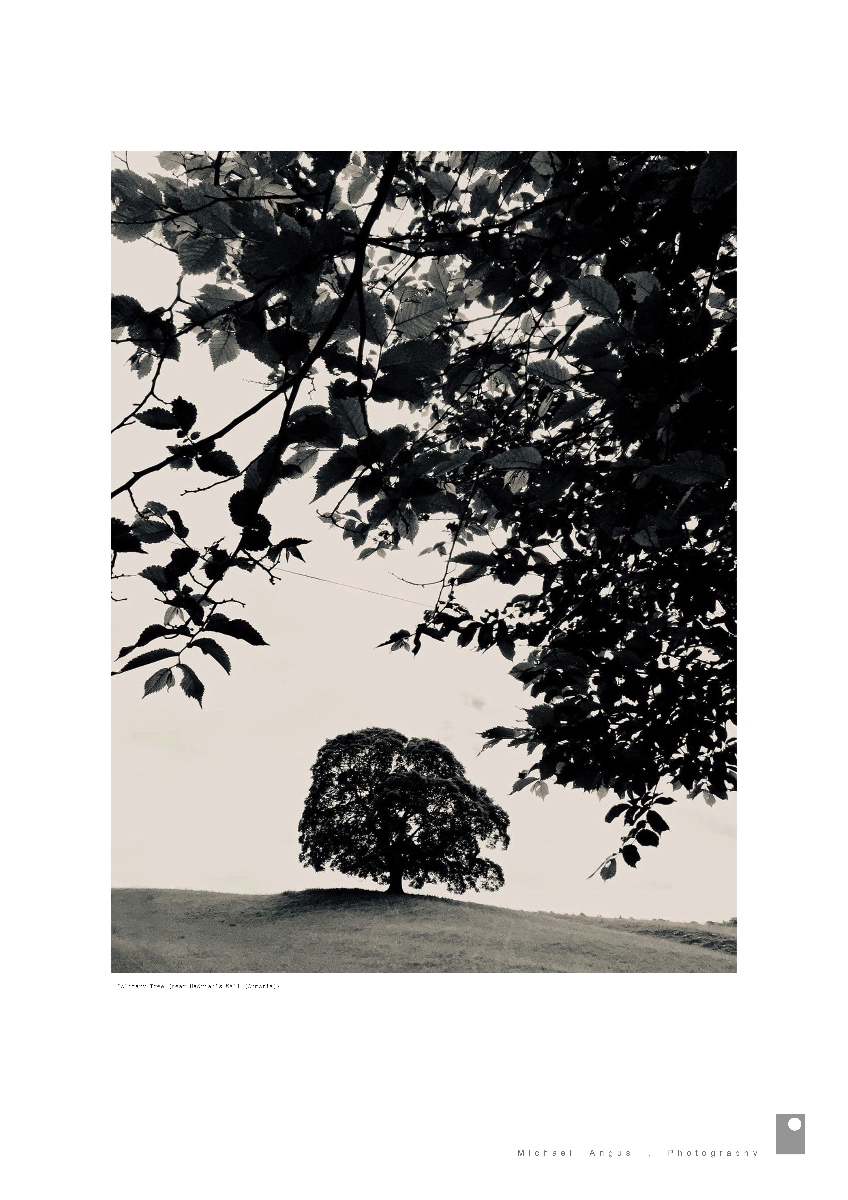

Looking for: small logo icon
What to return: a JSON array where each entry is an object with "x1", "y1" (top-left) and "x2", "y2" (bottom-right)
[{"x1": 776, "y1": 1114, "x2": 805, "y2": 1154}]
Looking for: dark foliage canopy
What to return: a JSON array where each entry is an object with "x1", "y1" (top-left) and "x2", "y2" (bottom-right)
[
  {"x1": 112, "y1": 150, "x2": 736, "y2": 877},
  {"x1": 298, "y1": 728, "x2": 510, "y2": 894}
]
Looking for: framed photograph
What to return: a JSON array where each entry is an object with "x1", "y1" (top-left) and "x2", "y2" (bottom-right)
[{"x1": 111, "y1": 149, "x2": 737, "y2": 978}]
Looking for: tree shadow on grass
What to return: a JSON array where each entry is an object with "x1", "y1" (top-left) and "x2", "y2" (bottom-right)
[{"x1": 266, "y1": 887, "x2": 460, "y2": 919}]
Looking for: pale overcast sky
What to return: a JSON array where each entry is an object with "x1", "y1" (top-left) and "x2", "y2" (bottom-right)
[{"x1": 111, "y1": 156, "x2": 735, "y2": 921}]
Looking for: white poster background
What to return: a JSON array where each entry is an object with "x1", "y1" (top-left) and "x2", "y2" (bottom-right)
[{"x1": 7, "y1": 7, "x2": 840, "y2": 1198}]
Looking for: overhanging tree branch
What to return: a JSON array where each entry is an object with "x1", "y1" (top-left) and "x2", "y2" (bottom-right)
[{"x1": 112, "y1": 153, "x2": 402, "y2": 501}]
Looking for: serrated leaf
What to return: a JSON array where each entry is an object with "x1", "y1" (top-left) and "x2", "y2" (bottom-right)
[
  {"x1": 329, "y1": 394, "x2": 368, "y2": 439},
  {"x1": 135, "y1": 406, "x2": 182, "y2": 430},
  {"x1": 634, "y1": 829, "x2": 660, "y2": 847},
  {"x1": 167, "y1": 547, "x2": 199, "y2": 577},
  {"x1": 649, "y1": 452, "x2": 727, "y2": 487},
  {"x1": 604, "y1": 803, "x2": 629, "y2": 823},
  {"x1": 209, "y1": 328, "x2": 240, "y2": 369},
  {"x1": 518, "y1": 309, "x2": 537, "y2": 338},
  {"x1": 113, "y1": 218, "x2": 155, "y2": 244},
  {"x1": 443, "y1": 360, "x2": 485, "y2": 403},
  {"x1": 527, "y1": 359, "x2": 572, "y2": 386},
  {"x1": 395, "y1": 292, "x2": 449, "y2": 339},
  {"x1": 455, "y1": 563, "x2": 488, "y2": 584},
  {"x1": 111, "y1": 294, "x2": 145, "y2": 330},
  {"x1": 280, "y1": 448, "x2": 319, "y2": 479},
  {"x1": 422, "y1": 169, "x2": 458, "y2": 200},
  {"x1": 119, "y1": 647, "x2": 179, "y2": 673},
  {"x1": 196, "y1": 283, "x2": 247, "y2": 314},
  {"x1": 171, "y1": 397, "x2": 197, "y2": 433},
  {"x1": 178, "y1": 234, "x2": 227, "y2": 275},
  {"x1": 632, "y1": 528, "x2": 659, "y2": 550},
  {"x1": 691, "y1": 151, "x2": 736, "y2": 212},
  {"x1": 167, "y1": 510, "x2": 189, "y2": 539},
  {"x1": 202, "y1": 551, "x2": 229, "y2": 583},
  {"x1": 452, "y1": 550, "x2": 492, "y2": 567},
  {"x1": 377, "y1": 628, "x2": 411, "y2": 648},
  {"x1": 132, "y1": 352, "x2": 157, "y2": 379},
  {"x1": 198, "y1": 450, "x2": 240, "y2": 476},
  {"x1": 624, "y1": 271, "x2": 660, "y2": 302},
  {"x1": 430, "y1": 448, "x2": 474, "y2": 476},
  {"x1": 645, "y1": 810, "x2": 670, "y2": 833},
  {"x1": 535, "y1": 329, "x2": 561, "y2": 354},
  {"x1": 380, "y1": 339, "x2": 450, "y2": 372},
  {"x1": 568, "y1": 275, "x2": 620, "y2": 318},
  {"x1": 347, "y1": 167, "x2": 373, "y2": 206},
  {"x1": 599, "y1": 858, "x2": 617, "y2": 881},
  {"x1": 274, "y1": 537, "x2": 311, "y2": 557},
  {"x1": 372, "y1": 425, "x2": 410, "y2": 468},
  {"x1": 205, "y1": 613, "x2": 267, "y2": 645},
  {"x1": 143, "y1": 667, "x2": 176, "y2": 696},
  {"x1": 113, "y1": 168, "x2": 163, "y2": 205},
  {"x1": 191, "y1": 638, "x2": 232, "y2": 674},
  {"x1": 228, "y1": 489, "x2": 258, "y2": 528},
  {"x1": 550, "y1": 393, "x2": 597, "y2": 424},
  {"x1": 284, "y1": 406, "x2": 344, "y2": 449},
  {"x1": 530, "y1": 151, "x2": 555, "y2": 176},
  {"x1": 243, "y1": 438, "x2": 282, "y2": 493},
  {"x1": 475, "y1": 152, "x2": 512, "y2": 170},
  {"x1": 621, "y1": 844, "x2": 641, "y2": 868},
  {"x1": 157, "y1": 152, "x2": 184, "y2": 172},
  {"x1": 177, "y1": 663, "x2": 205, "y2": 706},
  {"x1": 313, "y1": 447, "x2": 359, "y2": 500},
  {"x1": 488, "y1": 446, "x2": 543, "y2": 470},
  {"x1": 241, "y1": 513, "x2": 272, "y2": 551},
  {"x1": 117, "y1": 625, "x2": 169, "y2": 658},
  {"x1": 111, "y1": 517, "x2": 145, "y2": 554},
  {"x1": 138, "y1": 564, "x2": 171, "y2": 589},
  {"x1": 363, "y1": 289, "x2": 390, "y2": 344},
  {"x1": 131, "y1": 519, "x2": 173, "y2": 544},
  {"x1": 526, "y1": 703, "x2": 556, "y2": 729}
]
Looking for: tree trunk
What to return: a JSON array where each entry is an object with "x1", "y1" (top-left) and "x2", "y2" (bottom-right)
[{"x1": 387, "y1": 864, "x2": 404, "y2": 895}]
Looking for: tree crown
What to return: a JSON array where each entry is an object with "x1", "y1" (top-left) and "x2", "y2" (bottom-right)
[{"x1": 298, "y1": 728, "x2": 510, "y2": 894}]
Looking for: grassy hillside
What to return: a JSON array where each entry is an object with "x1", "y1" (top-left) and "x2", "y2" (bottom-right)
[{"x1": 112, "y1": 888, "x2": 736, "y2": 973}]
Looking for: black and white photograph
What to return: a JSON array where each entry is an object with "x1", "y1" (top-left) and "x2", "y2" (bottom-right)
[{"x1": 111, "y1": 149, "x2": 737, "y2": 974}]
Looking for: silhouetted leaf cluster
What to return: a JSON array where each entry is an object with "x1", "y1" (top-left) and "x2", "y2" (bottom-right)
[{"x1": 298, "y1": 728, "x2": 510, "y2": 894}]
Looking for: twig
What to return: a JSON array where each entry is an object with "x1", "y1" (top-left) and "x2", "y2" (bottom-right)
[
  {"x1": 181, "y1": 469, "x2": 246, "y2": 496},
  {"x1": 111, "y1": 154, "x2": 402, "y2": 502}
]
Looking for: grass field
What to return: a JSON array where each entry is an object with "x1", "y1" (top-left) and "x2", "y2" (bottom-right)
[{"x1": 112, "y1": 887, "x2": 736, "y2": 973}]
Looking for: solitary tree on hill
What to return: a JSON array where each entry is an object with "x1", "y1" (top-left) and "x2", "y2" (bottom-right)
[{"x1": 298, "y1": 728, "x2": 510, "y2": 895}]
